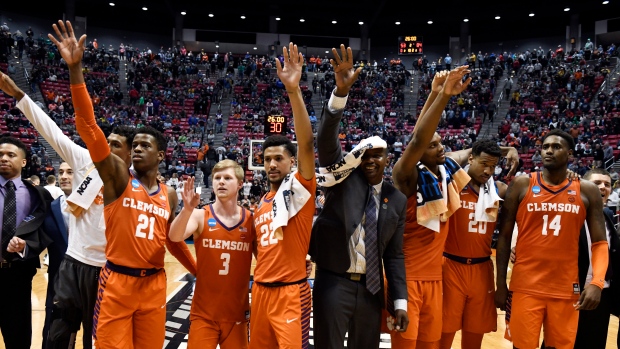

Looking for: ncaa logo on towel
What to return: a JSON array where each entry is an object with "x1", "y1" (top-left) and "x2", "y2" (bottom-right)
[
  {"x1": 208, "y1": 218, "x2": 217, "y2": 227},
  {"x1": 131, "y1": 179, "x2": 140, "y2": 188},
  {"x1": 532, "y1": 186, "x2": 541, "y2": 194}
]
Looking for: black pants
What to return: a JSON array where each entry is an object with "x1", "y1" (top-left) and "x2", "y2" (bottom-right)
[
  {"x1": 46, "y1": 255, "x2": 101, "y2": 349},
  {"x1": 313, "y1": 269, "x2": 382, "y2": 349},
  {"x1": 0, "y1": 264, "x2": 37, "y2": 349}
]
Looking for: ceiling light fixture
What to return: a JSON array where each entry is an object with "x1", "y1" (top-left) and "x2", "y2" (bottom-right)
[
  {"x1": 300, "y1": 18, "x2": 305, "y2": 22},
  {"x1": 275, "y1": 17, "x2": 281, "y2": 21},
  {"x1": 427, "y1": 20, "x2": 433, "y2": 24},
  {"x1": 603, "y1": 1, "x2": 609, "y2": 4},
  {"x1": 332, "y1": 20, "x2": 337, "y2": 24},
  {"x1": 240, "y1": 15, "x2": 246, "y2": 19},
  {"x1": 358, "y1": 21, "x2": 364, "y2": 25},
  {"x1": 564, "y1": 7, "x2": 570, "y2": 11},
  {"x1": 529, "y1": 12, "x2": 535, "y2": 16},
  {"x1": 208, "y1": 13, "x2": 214, "y2": 17},
  {"x1": 142, "y1": 7, "x2": 147, "y2": 10},
  {"x1": 181, "y1": 11, "x2": 186, "y2": 15},
  {"x1": 463, "y1": 18, "x2": 469, "y2": 22},
  {"x1": 109, "y1": 2, "x2": 115, "y2": 6},
  {"x1": 395, "y1": 21, "x2": 401, "y2": 25},
  {"x1": 495, "y1": 16, "x2": 501, "y2": 19}
]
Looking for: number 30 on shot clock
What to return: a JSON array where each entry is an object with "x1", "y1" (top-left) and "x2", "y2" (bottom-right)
[{"x1": 264, "y1": 114, "x2": 288, "y2": 136}]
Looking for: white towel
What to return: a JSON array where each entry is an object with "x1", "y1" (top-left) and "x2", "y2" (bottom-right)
[
  {"x1": 474, "y1": 177, "x2": 502, "y2": 223},
  {"x1": 271, "y1": 171, "x2": 312, "y2": 240},
  {"x1": 65, "y1": 165, "x2": 104, "y2": 217},
  {"x1": 316, "y1": 136, "x2": 387, "y2": 187}
]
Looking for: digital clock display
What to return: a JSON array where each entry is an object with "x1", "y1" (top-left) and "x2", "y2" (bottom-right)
[
  {"x1": 398, "y1": 36, "x2": 423, "y2": 55},
  {"x1": 264, "y1": 114, "x2": 288, "y2": 136}
]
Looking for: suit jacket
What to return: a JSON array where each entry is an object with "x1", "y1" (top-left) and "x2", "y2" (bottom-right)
[
  {"x1": 578, "y1": 207, "x2": 620, "y2": 290},
  {"x1": 5, "y1": 180, "x2": 53, "y2": 269},
  {"x1": 43, "y1": 196, "x2": 68, "y2": 304},
  {"x1": 309, "y1": 105, "x2": 408, "y2": 306}
]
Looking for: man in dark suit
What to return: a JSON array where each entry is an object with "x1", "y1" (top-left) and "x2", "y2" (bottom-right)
[
  {"x1": 575, "y1": 168, "x2": 620, "y2": 349},
  {"x1": 42, "y1": 162, "x2": 72, "y2": 349},
  {"x1": 309, "y1": 45, "x2": 409, "y2": 349},
  {"x1": 0, "y1": 136, "x2": 52, "y2": 349}
]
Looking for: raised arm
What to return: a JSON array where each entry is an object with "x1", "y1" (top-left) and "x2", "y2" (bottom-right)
[
  {"x1": 275, "y1": 43, "x2": 314, "y2": 180},
  {"x1": 169, "y1": 177, "x2": 203, "y2": 242},
  {"x1": 0, "y1": 71, "x2": 91, "y2": 169},
  {"x1": 576, "y1": 180, "x2": 608, "y2": 310},
  {"x1": 494, "y1": 175, "x2": 529, "y2": 310},
  {"x1": 48, "y1": 20, "x2": 127, "y2": 202},
  {"x1": 393, "y1": 67, "x2": 471, "y2": 197},
  {"x1": 316, "y1": 45, "x2": 361, "y2": 167}
]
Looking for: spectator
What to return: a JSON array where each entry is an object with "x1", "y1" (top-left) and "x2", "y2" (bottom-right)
[{"x1": 43, "y1": 175, "x2": 64, "y2": 200}]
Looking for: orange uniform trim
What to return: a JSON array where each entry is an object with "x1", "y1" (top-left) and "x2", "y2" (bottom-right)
[
  {"x1": 71, "y1": 83, "x2": 110, "y2": 162},
  {"x1": 590, "y1": 240, "x2": 609, "y2": 289}
]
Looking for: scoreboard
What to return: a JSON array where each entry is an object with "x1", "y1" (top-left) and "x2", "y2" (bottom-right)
[
  {"x1": 264, "y1": 114, "x2": 288, "y2": 136},
  {"x1": 398, "y1": 36, "x2": 423, "y2": 55}
]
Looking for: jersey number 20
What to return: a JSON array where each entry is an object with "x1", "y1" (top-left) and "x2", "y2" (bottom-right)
[{"x1": 468, "y1": 213, "x2": 487, "y2": 234}]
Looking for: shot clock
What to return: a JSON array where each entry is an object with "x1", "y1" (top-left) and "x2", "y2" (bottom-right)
[
  {"x1": 264, "y1": 114, "x2": 288, "y2": 136},
  {"x1": 398, "y1": 36, "x2": 423, "y2": 55}
]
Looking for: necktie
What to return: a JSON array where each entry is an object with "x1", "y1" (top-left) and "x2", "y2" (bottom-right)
[
  {"x1": 1, "y1": 181, "x2": 17, "y2": 261},
  {"x1": 364, "y1": 186, "x2": 381, "y2": 295}
]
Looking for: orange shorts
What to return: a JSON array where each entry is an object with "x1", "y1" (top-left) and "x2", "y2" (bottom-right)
[
  {"x1": 389, "y1": 280, "x2": 442, "y2": 344},
  {"x1": 509, "y1": 292, "x2": 579, "y2": 349},
  {"x1": 442, "y1": 258, "x2": 497, "y2": 334},
  {"x1": 92, "y1": 266, "x2": 167, "y2": 348},
  {"x1": 188, "y1": 317, "x2": 248, "y2": 349},
  {"x1": 248, "y1": 282, "x2": 311, "y2": 349}
]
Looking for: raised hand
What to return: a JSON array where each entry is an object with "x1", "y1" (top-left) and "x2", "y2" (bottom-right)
[
  {"x1": 505, "y1": 148, "x2": 520, "y2": 177},
  {"x1": 47, "y1": 20, "x2": 86, "y2": 68},
  {"x1": 441, "y1": 65, "x2": 472, "y2": 96},
  {"x1": 329, "y1": 44, "x2": 362, "y2": 95},
  {"x1": 0, "y1": 71, "x2": 24, "y2": 100},
  {"x1": 431, "y1": 70, "x2": 449, "y2": 93},
  {"x1": 181, "y1": 177, "x2": 201, "y2": 210},
  {"x1": 275, "y1": 42, "x2": 303, "y2": 91}
]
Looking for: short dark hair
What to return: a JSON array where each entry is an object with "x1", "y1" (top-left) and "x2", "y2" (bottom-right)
[
  {"x1": 135, "y1": 126, "x2": 167, "y2": 152},
  {"x1": 472, "y1": 139, "x2": 501, "y2": 158},
  {"x1": 542, "y1": 129, "x2": 575, "y2": 151},
  {"x1": 262, "y1": 135, "x2": 296, "y2": 158},
  {"x1": 111, "y1": 126, "x2": 135, "y2": 149},
  {"x1": 583, "y1": 168, "x2": 611, "y2": 181},
  {"x1": 0, "y1": 136, "x2": 28, "y2": 159}
]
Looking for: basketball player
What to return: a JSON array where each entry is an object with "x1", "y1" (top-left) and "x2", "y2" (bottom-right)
[
  {"x1": 495, "y1": 129, "x2": 608, "y2": 349},
  {"x1": 439, "y1": 140, "x2": 508, "y2": 349},
  {"x1": 169, "y1": 161, "x2": 255, "y2": 349},
  {"x1": 249, "y1": 42, "x2": 316, "y2": 349},
  {"x1": 389, "y1": 67, "x2": 471, "y2": 349},
  {"x1": 49, "y1": 20, "x2": 186, "y2": 347}
]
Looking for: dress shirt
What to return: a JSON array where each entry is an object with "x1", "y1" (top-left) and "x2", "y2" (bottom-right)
[{"x1": 0, "y1": 176, "x2": 35, "y2": 260}]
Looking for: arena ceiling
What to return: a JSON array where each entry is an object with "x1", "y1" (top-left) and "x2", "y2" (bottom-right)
[{"x1": 3, "y1": 0, "x2": 619, "y2": 46}]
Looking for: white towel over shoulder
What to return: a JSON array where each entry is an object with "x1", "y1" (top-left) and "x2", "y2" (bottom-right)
[
  {"x1": 272, "y1": 171, "x2": 312, "y2": 240},
  {"x1": 474, "y1": 178, "x2": 502, "y2": 222},
  {"x1": 65, "y1": 166, "x2": 104, "y2": 217}
]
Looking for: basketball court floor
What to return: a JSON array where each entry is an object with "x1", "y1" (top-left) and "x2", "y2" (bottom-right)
[{"x1": 4, "y1": 247, "x2": 618, "y2": 349}]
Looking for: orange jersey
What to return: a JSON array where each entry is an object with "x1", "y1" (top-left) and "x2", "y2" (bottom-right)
[
  {"x1": 252, "y1": 172, "x2": 316, "y2": 283},
  {"x1": 104, "y1": 173, "x2": 171, "y2": 269},
  {"x1": 510, "y1": 173, "x2": 586, "y2": 299},
  {"x1": 192, "y1": 205, "x2": 255, "y2": 322},
  {"x1": 403, "y1": 195, "x2": 449, "y2": 281},
  {"x1": 445, "y1": 184, "x2": 497, "y2": 257}
]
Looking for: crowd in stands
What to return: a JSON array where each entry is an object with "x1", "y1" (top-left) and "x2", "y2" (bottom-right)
[{"x1": 5, "y1": 19, "x2": 620, "y2": 211}]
